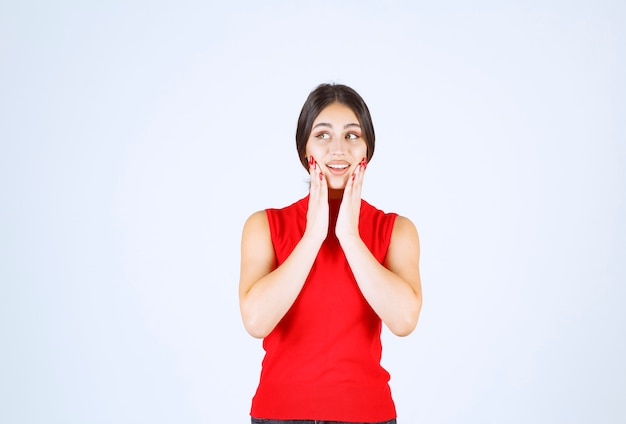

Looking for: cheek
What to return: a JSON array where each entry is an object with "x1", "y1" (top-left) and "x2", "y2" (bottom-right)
[
  {"x1": 304, "y1": 141, "x2": 321, "y2": 158},
  {"x1": 353, "y1": 141, "x2": 368, "y2": 157}
]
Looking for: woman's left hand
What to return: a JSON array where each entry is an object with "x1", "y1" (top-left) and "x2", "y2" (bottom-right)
[{"x1": 335, "y1": 158, "x2": 367, "y2": 242}]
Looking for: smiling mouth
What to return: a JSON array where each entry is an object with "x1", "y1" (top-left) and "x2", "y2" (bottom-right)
[
  {"x1": 325, "y1": 162, "x2": 351, "y2": 175},
  {"x1": 326, "y1": 163, "x2": 349, "y2": 170}
]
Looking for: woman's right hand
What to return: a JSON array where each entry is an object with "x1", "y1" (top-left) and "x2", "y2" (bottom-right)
[
  {"x1": 239, "y1": 156, "x2": 329, "y2": 338},
  {"x1": 304, "y1": 156, "x2": 329, "y2": 244}
]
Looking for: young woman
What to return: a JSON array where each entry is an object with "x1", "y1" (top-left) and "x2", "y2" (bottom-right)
[{"x1": 239, "y1": 83, "x2": 422, "y2": 424}]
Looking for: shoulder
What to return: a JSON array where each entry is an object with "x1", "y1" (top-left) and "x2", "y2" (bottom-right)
[
  {"x1": 386, "y1": 215, "x2": 420, "y2": 261},
  {"x1": 392, "y1": 215, "x2": 418, "y2": 237},
  {"x1": 241, "y1": 210, "x2": 274, "y2": 264},
  {"x1": 242, "y1": 195, "x2": 307, "y2": 239},
  {"x1": 243, "y1": 210, "x2": 269, "y2": 236},
  {"x1": 385, "y1": 215, "x2": 420, "y2": 280},
  {"x1": 360, "y1": 200, "x2": 406, "y2": 235},
  {"x1": 361, "y1": 198, "x2": 399, "y2": 219},
  {"x1": 245, "y1": 209, "x2": 268, "y2": 225},
  {"x1": 391, "y1": 215, "x2": 420, "y2": 248}
]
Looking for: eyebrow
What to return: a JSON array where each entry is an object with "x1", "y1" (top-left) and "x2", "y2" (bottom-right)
[{"x1": 312, "y1": 122, "x2": 361, "y2": 130}]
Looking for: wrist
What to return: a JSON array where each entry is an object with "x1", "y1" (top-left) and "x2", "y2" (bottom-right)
[
  {"x1": 301, "y1": 229, "x2": 326, "y2": 247},
  {"x1": 336, "y1": 230, "x2": 361, "y2": 247}
]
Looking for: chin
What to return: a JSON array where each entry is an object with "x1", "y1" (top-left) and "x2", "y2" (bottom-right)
[{"x1": 326, "y1": 176, "x2": 349, "y2": 190}]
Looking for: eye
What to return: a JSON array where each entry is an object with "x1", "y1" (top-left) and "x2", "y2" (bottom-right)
[
  {"x1": 316, "y1": 132, "x2": 331, "y2": 140},
  {"x1": 346, "y1": 132, "x2": 360, "y2": 140}
]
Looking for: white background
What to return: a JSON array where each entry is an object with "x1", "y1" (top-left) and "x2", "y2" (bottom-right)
[{"x1": 1, "y1": 1, "x2": 625, "y2": 423}]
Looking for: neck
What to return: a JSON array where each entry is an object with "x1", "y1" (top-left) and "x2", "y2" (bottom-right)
[{"x1": 328, "y1": 188, "x2": 344, "y2": 200}]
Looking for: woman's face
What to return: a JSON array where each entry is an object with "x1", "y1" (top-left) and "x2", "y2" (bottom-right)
[{"x1": 305, "y1": 102, "x2": 368, "y2": 192}]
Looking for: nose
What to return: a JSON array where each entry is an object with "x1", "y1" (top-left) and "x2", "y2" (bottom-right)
[{"x1": 329, "y1": 136, "x2": 346, "y2": 155}]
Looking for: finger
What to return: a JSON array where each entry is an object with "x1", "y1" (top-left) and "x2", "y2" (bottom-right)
[
  {"x1": 355, "y1": 157, "x2": 366, "y2": 187},
  {"x1": 349, "y1": 158, "x2": 366, "y2": 199},
  {"x1": 308, "y1": 156, "x2": 320, "y2": 191},
  {"x1": 308, "y1": 155, "x2": 317, "y2": 183},
  {"x1": 308, "y1": 156, "x2": 327, "y2": 201},
  {"x1": 344, "y1": 164, "x2": 358, "y2": 198}
]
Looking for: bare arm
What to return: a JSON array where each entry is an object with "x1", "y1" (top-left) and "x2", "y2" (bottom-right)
[
  {"x1": 238, "y1": 157, "x2": 329, "y2": 338},
  {"x1": 336, "y1": 162, "x2": 422, "y2": 336},
  {"x1": 238, "y1": 211, "x2": 324, "y2": 338},
  {"x1": 339, "y1": 215, "x2": 422, "y2": 336}
]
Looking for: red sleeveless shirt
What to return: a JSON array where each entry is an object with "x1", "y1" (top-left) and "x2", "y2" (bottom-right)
[{"x1": 250, "y1": 195, "x2": 398, "y2": 422}]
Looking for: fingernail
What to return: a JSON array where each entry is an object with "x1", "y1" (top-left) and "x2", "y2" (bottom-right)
[
  {"x1": 352, "y1": 173, "x2": 356, "y2": 181},
  {"x1": 319, "y1": 172, "x2": 323, "y2": 181}
]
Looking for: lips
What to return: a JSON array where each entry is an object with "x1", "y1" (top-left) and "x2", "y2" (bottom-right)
[{"x1": 325, "y1": 161, "x2": 351, "y2": 175}]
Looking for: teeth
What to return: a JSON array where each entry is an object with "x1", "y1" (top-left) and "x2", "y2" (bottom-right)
[{"x1": 327, "y1": 164, "x2": 349, "y2": 169}]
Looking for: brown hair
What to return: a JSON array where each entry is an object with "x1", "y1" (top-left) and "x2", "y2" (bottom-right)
[{"x1": 295, "y1": 83, "x2": 375, "y2": 170}]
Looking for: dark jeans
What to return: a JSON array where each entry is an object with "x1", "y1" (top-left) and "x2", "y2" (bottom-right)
[{"x1": 251, "y1": 419, "x2": 396, "y2": 424}]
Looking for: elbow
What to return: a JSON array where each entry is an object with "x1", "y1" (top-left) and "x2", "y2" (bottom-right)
[
  {"x1": 241, "y1": 307, "x2": 273, "y2": 339},
  {"x1": 243, "y1": 320, "x2": 271, "y2": 339},
  {"x1": 240, "y1": 293, "x2": 277, "y2": 338},
  {"x1": 389, "y1": 318, "x2": 418, "y2": 337},
  {"x1": 388, "y1": 297, "x2": 422, "y2": 337}
]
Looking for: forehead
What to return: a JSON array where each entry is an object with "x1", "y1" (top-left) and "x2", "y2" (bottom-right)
[{"x1": 313, "y1": 103, "x2": 359, "y2": 125}]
